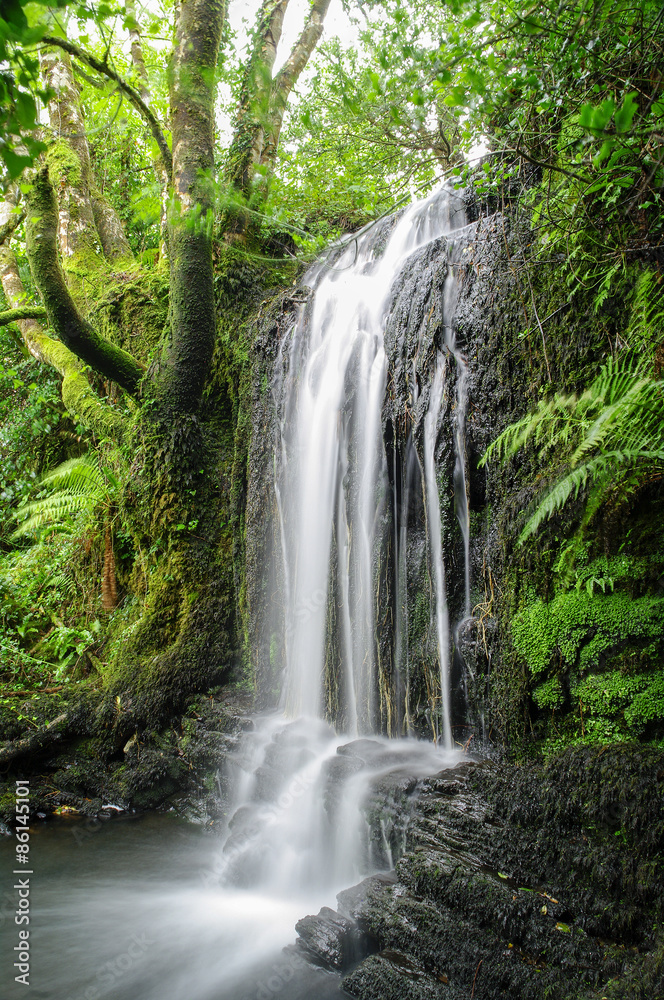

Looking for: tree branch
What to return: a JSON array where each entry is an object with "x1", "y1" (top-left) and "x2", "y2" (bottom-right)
[
  {"x1": 25, "y1": 169, "x2": 144, "y2": 398},
  {"x1": 511, "y1": 144, "x2": 589, "y2": 183},
  {"x1": 272, "y1": 0, "x2": 331, "y2": 108},
  {"x1": 0, "y1": 306, "x2": 46, "y2": 326},
  {"x1": 262, "y1": 0, "x2": 331, "y2": 169},
  {"x1": 42, "y1": 34, "x2": 172, "y2": 180},
  {"x1": 0, "y1": 239, "x2": 126, "y2": 440},
  {"x1": 0, "y1": 209, "x2": 24, "y2": 248}
]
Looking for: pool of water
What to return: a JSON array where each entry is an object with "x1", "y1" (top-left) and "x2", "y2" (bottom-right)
[{"x1": 0, "y1": 812, "x2": 348, "y2": 1000}]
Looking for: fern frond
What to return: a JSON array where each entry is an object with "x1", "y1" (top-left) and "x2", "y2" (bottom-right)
[
  {"x1": 627, "y1": 270, "x2": 664, "y2": 350},
  {"x1": 39, "y1": 456, "x2": 107, "y2": 499},
  {"x1": 519, "y1": 447, "x2": 664, "y2": 542},
  {"x1": 480, "y1": 391, "x2": 578, "y2": 466},
  {"x1": 11, "y1": 454, "x2": 118, "y2": 541}
]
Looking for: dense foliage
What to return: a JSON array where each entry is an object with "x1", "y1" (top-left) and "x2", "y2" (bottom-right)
[{"x1": 0, "y1": 0, "x2": 662, "y2": 752}]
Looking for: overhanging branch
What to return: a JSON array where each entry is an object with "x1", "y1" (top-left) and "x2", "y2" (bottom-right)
[
  {"x1": 0, "y1": 306, "x2": 46, "y2": 326},
  {"x1": 25, "y1": 169, "x2": 145, "y2": 397},
  {"x1": 41, "y1": 35, "x2": 172, "y2": 180}
]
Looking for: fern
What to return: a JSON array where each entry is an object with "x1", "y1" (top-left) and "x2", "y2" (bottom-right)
[
  {"x1": 11, "y1": 455, "x2": 117, "y2": 539},
  {"x1": 482, "y1": 324, "x2": 664, "y2": 545},
  {"x1": 627, "y1": 270, "x2": 664, "y2": 349},
  {"x1": 11, "y1": 453, "x2": 122, "y2": 611}
]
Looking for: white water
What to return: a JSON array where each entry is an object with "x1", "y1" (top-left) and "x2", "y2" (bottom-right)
[
  {"x1": 445, "y1": 240, "x2": 472, "y2": 621},
  {"x1": 423, "y1": 352, "x2": 453, "y2": 748},
  {"x1": 277, "y1": 185, "x2": 470, "y2": 733},
  {"x1": 418, "y1": 196, "x2": 469, "y2": 748},
  {"x1": 4, "y1": 187, "x2": 474, "y2": 1000}
]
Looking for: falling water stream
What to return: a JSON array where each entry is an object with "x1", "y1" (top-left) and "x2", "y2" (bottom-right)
[{"x1": 1, "y1": 186, "x2": 473, "y2": 1000}]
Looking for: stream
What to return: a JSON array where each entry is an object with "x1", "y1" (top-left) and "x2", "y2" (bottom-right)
[{"x1": 1, "y1": 720, "x2": 458, "y2": 1000}]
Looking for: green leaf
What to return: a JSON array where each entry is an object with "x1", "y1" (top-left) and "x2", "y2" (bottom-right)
[
  {"x1": 614, "y1": 92, "x2": 638, "y2": 133},
  {"x1": 1, "y1": 147, "x2": 32, "y2": 179}
]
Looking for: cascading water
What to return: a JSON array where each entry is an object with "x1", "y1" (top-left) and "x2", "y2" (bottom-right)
[
  {"x1": 7, "y1": 186, "x2": 474, "y2": 1000},
  {"x1": 423, "y1": 352, "x2": 452, "y2": 748},
  {"x1": 276, "y1": 184, "x2": 470, "y2": 737},
  {"x1": 421, "y1": 212, "x2": 471, "y2": 746}
]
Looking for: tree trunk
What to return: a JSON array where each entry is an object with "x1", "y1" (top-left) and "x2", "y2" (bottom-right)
[
  {"x1": 91, "y1": 192, "x2": 134, "y2": 264},
  {"x1": 101, "y1": 523, "x2": 118, "y2": 610},
  {"x1": 225, "y1": 0, "x2": 290, "y2": 208},
  {"x1": 0, "y1": 198, "x2": 126, "y2": 440},
  {"x1": 150, "y1": 0, "x2": 225, "y2": 412},
  {"x1": 224, "y1": 0, "x2": 331, "y2": 228}
]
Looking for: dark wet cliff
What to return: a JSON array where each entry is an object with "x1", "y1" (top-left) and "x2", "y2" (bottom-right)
[{"x1": 242, "y1": 190, "x2": 659, "y2": 747}]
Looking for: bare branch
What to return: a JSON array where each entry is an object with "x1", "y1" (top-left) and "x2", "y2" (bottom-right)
[
  {"x1": 0, "y1": 209, "x2": 24, "y2": 248},
  {"x1": 261, "y1": 0, "x2": 332, "y2": 168}
]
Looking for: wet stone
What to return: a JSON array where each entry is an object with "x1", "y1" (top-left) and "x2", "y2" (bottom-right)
[
  {"x1": 342, "y1": 952, "x2": 461, "y2": 1000},
  {"x1": 295, "y1": 905, "x2": 366, "y2": 970}
]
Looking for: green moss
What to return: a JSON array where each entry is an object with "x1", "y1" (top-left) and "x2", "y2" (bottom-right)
[
  {"x1": 510, "y1": 551, "x2": 664, "y2": 746},
  {"x1": 47, "y1": 139, "x2": 82, "y2": 189},
  {"x1": 88, "y1": 268, "x2": 168, "y2": 363},
  {"x1": 533, "y1": 675, "x2": 565, "y2": 710},
  {"x1": 513, "y1": 589, "x2": 664, "y2": 678}
]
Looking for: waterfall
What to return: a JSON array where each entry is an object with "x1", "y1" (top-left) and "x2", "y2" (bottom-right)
[
  {"x1": 276, "y1": 185, "x2": 470, "y2": 736},
  {"x1": 422, "y1": 222, "x2": 470, "y2": 747},
  {"x1": 20, "y1": 187, "x2": 474, "y2": 1000},
  {"x1": 423, "y1": 352, "x2": 452, "y2": 748}
]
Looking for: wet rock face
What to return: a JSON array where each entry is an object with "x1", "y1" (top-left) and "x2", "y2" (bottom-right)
[
  {"x1": 294, "y1": 746, "x2": 664, "y2": 1000},
  {"x1": 295, "y1": 906, "x2": 365, "y2": 970},
  {"x1": 342, "y1": 952, "x2": 457, "y2": 1000}
]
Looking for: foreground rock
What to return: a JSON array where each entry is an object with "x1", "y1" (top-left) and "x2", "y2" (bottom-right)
[
  {"x1": 0, "y1": 685, "x2": 250, "y2": 826},
  {"x1": 296, "y1": 746, "x2": 664, "y2": 1000}
]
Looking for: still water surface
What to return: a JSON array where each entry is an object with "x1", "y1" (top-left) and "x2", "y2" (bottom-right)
[{"x1": 1, "y1": 812, "x2": 347, "y2": 1000}]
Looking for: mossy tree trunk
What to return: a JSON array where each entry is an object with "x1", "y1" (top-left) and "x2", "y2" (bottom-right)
[
  {"x1": 224, "y1": 0, "x2": 331, "y2": 231},
  {"x1": 0, "y1": 196, "x2": 126, "y2": 440},
  {"x1": 3, "y1": 0, "x2": 330, "y2": 726}
]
